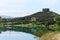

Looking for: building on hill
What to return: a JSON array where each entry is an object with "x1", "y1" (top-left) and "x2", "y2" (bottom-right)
[
  {"x1": 43, "y1": 8, "x2": 50, "y2": 12},
  {"x1": 31, "y1": 17, "x2": 36, "y2": 22}
]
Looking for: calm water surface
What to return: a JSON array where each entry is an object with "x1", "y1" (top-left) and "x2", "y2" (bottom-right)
[{"x1": 0, "y1": 31, "x2": 39, "y2": 40}]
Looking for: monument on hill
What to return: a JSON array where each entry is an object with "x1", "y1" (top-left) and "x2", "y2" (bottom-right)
[{"x1": 43, "y1": 8, "x2": 49, "y2": 12}]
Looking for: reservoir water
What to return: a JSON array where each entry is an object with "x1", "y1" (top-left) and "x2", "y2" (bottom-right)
[{"x1": 0, "y1": 31, "x2": 39, "y2": 40}]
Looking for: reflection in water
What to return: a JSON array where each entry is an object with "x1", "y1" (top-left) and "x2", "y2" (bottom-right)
[{"x1": 0, "y1": 31, "x2": 39, "y2": 40}]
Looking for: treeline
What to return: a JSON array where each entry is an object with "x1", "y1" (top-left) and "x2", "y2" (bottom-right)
[
  {"x1": 0, "y1": 8, "x2": 60, "y2": 26},
  {"x1": 7, "y1": 8, "x2": 60, "y2": 26}
]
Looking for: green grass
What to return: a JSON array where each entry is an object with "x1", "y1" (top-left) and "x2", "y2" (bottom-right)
[{"x1": 0, "y1": 23, "x2": 3, "y2": 28}]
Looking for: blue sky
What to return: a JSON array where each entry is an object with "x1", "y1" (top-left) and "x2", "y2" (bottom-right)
[{"x1": 0, "y1": 0, "x2": 60, "y2": 17}]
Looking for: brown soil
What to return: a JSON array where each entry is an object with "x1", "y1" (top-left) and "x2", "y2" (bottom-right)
[{"x1": 40, "y1": 32, "x2": 60, "y2": 40}]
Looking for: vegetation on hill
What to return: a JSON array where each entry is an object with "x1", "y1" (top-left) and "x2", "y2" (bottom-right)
[{"x1": 7, "y1": 8, "x2": 60, "y2": 26}]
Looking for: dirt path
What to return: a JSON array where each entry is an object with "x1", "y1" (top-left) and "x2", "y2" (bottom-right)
[
  {"x1": 52, "y1": 33, "x2": 60, "y2": 40},
  {"x1": 41, "y1": 32, "x2": 60, "y2": 40}
]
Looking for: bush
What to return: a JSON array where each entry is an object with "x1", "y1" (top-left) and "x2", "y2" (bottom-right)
[{"x1": 57, "y1": 21, "x2": 60, "y2": 25}]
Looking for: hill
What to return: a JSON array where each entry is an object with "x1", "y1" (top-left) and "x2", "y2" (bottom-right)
[
  {"x1": 11, "y1": 8, "x2": 60, "y2": 25},
  {"x1": 0, "y1": 15, "x2": 13, "y2": 18}
]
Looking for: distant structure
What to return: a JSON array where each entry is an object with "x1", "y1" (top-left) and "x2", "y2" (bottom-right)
[
  {"x1": 43, "y1": 8, "x2": 50, "y2": 12},
  {"x1": 31, "y1": 17, "x2": 36, "y2": 21}
]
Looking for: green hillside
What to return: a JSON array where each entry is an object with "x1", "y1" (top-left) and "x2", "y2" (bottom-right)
[{"x1": 10, "y1": 8, "x2": 60, "y2": 26}]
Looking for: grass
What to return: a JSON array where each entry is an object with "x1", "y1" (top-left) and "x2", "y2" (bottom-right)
[
  {"x1": 0, "y1": 23, "x2": 3, "y2": 28},
  {"x1": 40, "y1": 25, "x2": 60, "y2": 40},
  {"x1": 8, "y1": 23, "x2": 44, "y2": 28}
]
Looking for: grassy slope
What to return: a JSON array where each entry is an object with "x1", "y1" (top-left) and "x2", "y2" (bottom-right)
[
  {"x1": 40, "y1": 25, "x2": 60, "y2": 40},
  {"x1": 40, "y1": 32, "x2": 60, "y2": 40}
]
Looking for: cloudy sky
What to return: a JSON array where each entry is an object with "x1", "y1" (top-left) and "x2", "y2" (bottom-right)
[{"x1": 0, "y1": 0, "x2": 60, "y2": 17}]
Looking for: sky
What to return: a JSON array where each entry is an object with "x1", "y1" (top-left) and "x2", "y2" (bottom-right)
[{"x1": 0, "y1": 0, "x2": 60, "y2": 17}]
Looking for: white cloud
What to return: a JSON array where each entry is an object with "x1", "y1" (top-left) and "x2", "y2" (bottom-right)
[
  {"x1": 0, "y1": 0, "x2": 8, "y2": 6},
  {"x1": 28, "y1": 0, "x2": 59, "y2": 7},
  {"x1": 40, "y1": 0, "x2": 58, "y2": 5},
  {"x1": 0, "y1": 10, "x2": 32, "y2": 17},
  {"x1": 0, "y1": 0, "x2": 60, "y2": 17}
]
